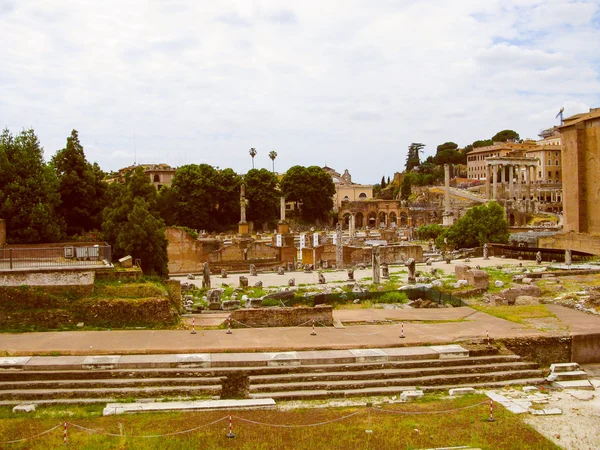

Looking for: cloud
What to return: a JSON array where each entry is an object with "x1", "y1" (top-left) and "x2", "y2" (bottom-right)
[{"x1": 0, "y1": 0, "x2": 598, "y2": 182}]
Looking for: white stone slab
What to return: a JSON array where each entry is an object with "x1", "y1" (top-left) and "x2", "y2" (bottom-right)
[
  {"x1": 400, "y1": 390, "x2": 424, "y2": 401},
  {"x1": 531, "y1": 408, "x2": 563, "y2": 416},
  {"x1": 549, "y1": 362, "x2": 580, "y2": 373},
  {"x1": 449, "y1": 387, "x2": 476, "y2": 396},
  {"x1": 175, "y1": 354, "x2": 211, "y2": 368},
  {"x1": 103, "y1": 398, "x2": 276, "y2": 416},
  {"x1": 0, "y1": 357, "x2": 31, "y2": 367},
  {"x1": 265, "y1": 352, "x2": 300, "y2": 366},
  {"x1": 430, "y1": 345, "x2": 469, "y2": 359},
  {"x1": 82, "y1": 356, "x2": 121, "y2": 369},
  {"x1": 554, "y1": 380, "x2": 595, "y2": 390},
  {"x1": 506, "y1": 404, "x2": 529, "y2": 414},
  {"x1": 348, "y1": 348, "x2": 388, "y2": 362},
  {"x1": 522, "y1": 386, "x2": 538, "y2": 393}
]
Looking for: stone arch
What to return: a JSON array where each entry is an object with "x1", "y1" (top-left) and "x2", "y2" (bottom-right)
[
  {"x1": 367, "y1": 212, "x2": 377, "y2": 226},
  {"x1": 389, "y1": 212, "x2": 397, "y2": 224},
  {"x1": 358, "y1": 193, "x2": 367, "y2": 199},
  {"x1": 378, "y1": 211, "x2": 387, "y2": 228},
  {"x1": 399, "y1": 212, "x2": 408, "y2": 226},
  {"x1": 355, "y1": 212, "x2": 364, "y2": 228},
  {"x1": 343, "y1": 195, "x2": 349, "y2": 201}
]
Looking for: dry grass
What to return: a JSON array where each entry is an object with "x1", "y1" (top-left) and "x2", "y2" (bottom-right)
[
  {"x1": 469, "y1": 304, "x2": 556, "y2": 325},
  {"x1": 0, "y1": 396, "x2": 561, "y2": 449}
]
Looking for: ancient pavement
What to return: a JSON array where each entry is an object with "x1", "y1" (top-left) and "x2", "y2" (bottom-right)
[{"x1": 2, "y1": 257, "x2": 599, "y2": 356}]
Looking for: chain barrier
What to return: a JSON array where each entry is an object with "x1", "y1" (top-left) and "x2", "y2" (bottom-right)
[
  {"x1": 230, "y1": 318, "x2": 314, "y2": 329},
  {"x1": 316, "y1": 320, "x2": 404, "y2": 336},
  {"x1": 1, "y1": 401, "x2": 490, "y2": 443}
]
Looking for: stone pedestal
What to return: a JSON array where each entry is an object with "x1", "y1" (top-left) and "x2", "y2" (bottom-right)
[
  {"x1": 238, "y1": 221, "x2": 249, "y2": 236},
  {"x1": 371, "y1": 246, "x2": 381, "y2": 284}
]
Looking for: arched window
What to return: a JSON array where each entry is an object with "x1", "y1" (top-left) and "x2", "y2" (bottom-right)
[
  {"x1": 153, "y1": 174, "x2": 160, "y2": 182},
  {"x1": 358, "y1": 193, "x2": 367, "y2": 199}
]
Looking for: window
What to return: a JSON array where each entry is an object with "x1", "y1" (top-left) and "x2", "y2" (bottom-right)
[
  {"x1": 548, "y1": 171, "x2": 551, "y2": 178},
  {"x1": 555, "y1": 160, "x2": 559, "y2": 166},
  {"x1": 548, "y1": 160, "x2": 552, "y2": 165},
  {"x1": 153, "y1": 174, "x2": 160, "y2": 182},
  {"x1": 358, "y1": 193, "x2": 367, "y2": 198}
]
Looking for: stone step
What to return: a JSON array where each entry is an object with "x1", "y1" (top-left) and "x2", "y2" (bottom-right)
[
  {"x1": 0, "y1": 355, "x2": 525, "y2": 382},
  {"x1": 549, "y1": 362, "x2": 580, "y2": 373},
  {"x1": 249, "y1": 362, "x2": 539, "y2": 385},
  {"x1": 250, "y1": 378, "x2": 548, "y2": 401},
  {"x1": 103, "y1": 398, "x2": 277, "y2": 416},
  {"x1": 249, "y1": 370, "x2": 544, "y2": 393},
  {"x1": 553, "y1": 380, "x2": 595, "y2": 390},
  {"x1": 0, "y1": 385, "x2": 220, "y2": 401},
  {"x1": 546, "y1": 370, "x2": 588, "y2": 382},
  {"x1": 0, "y1": 377, "x2": 222, "y2": 391}
]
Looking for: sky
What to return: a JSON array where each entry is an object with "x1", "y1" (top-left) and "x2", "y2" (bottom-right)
[{"x1": 1, "y1": 0, "x2": 599, "y2": 183}]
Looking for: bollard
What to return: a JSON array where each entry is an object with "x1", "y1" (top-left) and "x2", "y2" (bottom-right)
[
  {"x1": 486, "y1": 330, "x2": 491, "y2": 348},
  {"x1": 227, "y1": 415, "x2": 235, "y2": 438},
  {"x1": 400, "y1": 321, "x2": 405, "y2": 339},
  {"x1": 190, "y1": 317, "x2": 196, "y2": 335},
  {"x1": 311, "y1": 318, "x2": 316, "y2": 336},
  {"x1": 64, "y1": 421, "x2": 67, "y2": 445},
  {"x1": 487, "y1": 399, "x2": 495, "y2": 422},
  {"x1": 226, "y1": 316, "x2": 232, "y2": 334}
]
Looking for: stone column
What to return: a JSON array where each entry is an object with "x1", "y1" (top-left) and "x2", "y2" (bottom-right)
[
  {"x1": 238, "y1": 185, "x2": 249, "y2": 235},
  {"x1": 485, "y1": 164, "x2": 491, "y2": 199},
  {"x1": 444, "y1": 164, "x2": 451, "y2": 212},
  {"x1": 335, "y1": 223, "x2": 343, "y2": 269},
  {"x1": 525, "y1": 165, "x2": 531, "y2": 200},
  {"x1": 508, "y1": 164, "x2": 514, "y2": 200},
  {"x1": 371, "y1": 245, "x2": 380, "y2": 284},
  {"x1": 532, "y1": 165, "x2": 538, "y2": 201},
  {"x1": 280, "y1": 196, "x2": 286, "y2": 222},
  {"x1": 349, "y1": 214, "x2": 355, "y2": 238},
  {"x1": 492, "y1": 164, "x2": 498, "y2": 200}
]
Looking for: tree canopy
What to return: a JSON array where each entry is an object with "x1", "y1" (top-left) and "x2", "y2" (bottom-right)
[
  {"x1": 280, "y1": 165, "x2": 335, "y2": 223},
  {"x1": 102, "y1": 166, "x2": 168, "y2": 277},
  {"x1": 492, "y1": 129, "x2": 520, "y2": 143},
  {"x1": 405, "y1": 143, "x2": 424, "y2": 172},
  {"x1": 0, "y1": 128, "x2": 64, "y2": 243},
  {"x1": 52, "y1": 130, "x2": 107, "y2": 236},
  {"x1": 436, "y1": 202, "x2": 509, "y2": 248},
  {"x1": 245, "y1": 168, "x2": 280, "y2": 225}
]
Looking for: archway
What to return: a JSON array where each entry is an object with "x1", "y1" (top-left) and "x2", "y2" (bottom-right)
[
  {"x1": 509, "y1": 213, "x2": 515, "y2": 227},
  {"x1": 399, "y1": 212, "x2": 408, "y2": 226},
  {"x1": 378, "y1": 212, "x2": 387, "y2": 228},
  {"x1": 153, "y1": 174, "x2": 160, "y2": 182},
  {"x1": 367, "y1": 212, "x2": 377, "y2": 227},
  {"x1": 355, "y1": 212, "x2": 364, "y2": 228},
  {"x1": 389, "y1": 212, "x2": 397, "y2": 225},
  {"x1": 358, "y1": 193, "x2": 367, "y2": 199},
  {"x1": 343, "y1": 213, "x2": 351, "y2": 228}
]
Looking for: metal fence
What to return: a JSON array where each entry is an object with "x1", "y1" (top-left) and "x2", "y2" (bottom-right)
[
  {"x1": 0, "y1": 245, "x2": 112, "y2": 270},
  {"x1": 489, "y1": 244, "x2": 594, "y2": 263}
]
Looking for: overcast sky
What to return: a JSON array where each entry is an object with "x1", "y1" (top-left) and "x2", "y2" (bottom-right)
[{"x1": 1, "y1": 0, "x2": 599, "y2": 183}]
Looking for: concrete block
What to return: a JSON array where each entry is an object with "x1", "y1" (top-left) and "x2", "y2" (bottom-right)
[
  {"x1": 348, "y1": 348, "x2": 388, "y2": 363},
  {"x1": 175, "y1": 354, "x2": 211, "y2": 368},
  {"x1": 430, "y1": 345, "x2": 469, "y2": 359},
  {"x1": 103, "y1": 398, "x2": 276, "y2": 416},
  {"x1": 549, "y1": 362, "x2": 580, "y2": 373},
  {"x1": 82, "y1": 355, "x2": 121, "y2": 370},
  {"x1": 0, "y1": 357, "x2": 31, "y2": 368},
  {"x1": 449, "y1": 387, "x2": 476, "y2": 396},
  {"x1": 400, "y1": 390, "x2": 424, "y2": 401},
  {"x1": 13, "y1": 404, "x2": 36, "y2": 413}
]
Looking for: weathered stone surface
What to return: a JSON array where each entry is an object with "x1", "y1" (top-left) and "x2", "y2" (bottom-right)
[
  {"x1": 500, "y1": 285, "x2": 542, "y2": 305},
  {"x1": 466, "y1": 269, "x2": 489, "y2": 290},
  {"x1": 494, "y1": 280, "x2": 504, "y2": 288},
  {"x1": 515, "y1": 295, "x2": 540, "y2": 305},
  {"x1": 221, "y1": 300, "x2": 241, "y2": 310},
  {"x1": 12, "y1": 404, "x2": 36, "y2": 413},
  {"x1": 455, "y1": 265, "x2": 471, "y2": 280},
  {"x1": 230, "y1": 305, "x2": 333, "y2": 328},
  {"x1": 220, "y1": 373, "x2": 250, "y2": 399},
  {"x1": 262, "y1": 290, "x2": 295, "y2": 301}
]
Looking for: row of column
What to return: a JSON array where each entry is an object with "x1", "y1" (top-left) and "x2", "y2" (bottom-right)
[{"x1": 486, "y1": 163, "x2": 538, "y2": 201}]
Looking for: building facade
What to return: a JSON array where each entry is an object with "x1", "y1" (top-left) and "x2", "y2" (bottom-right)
[{"x1": 322, "y1": 167, "x2": 373, "y2": 210}]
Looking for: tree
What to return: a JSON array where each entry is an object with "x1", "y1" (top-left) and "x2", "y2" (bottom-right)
[
  {"x1": 162, "y1": 164, "x2": 220, "y2": 231},
  {"x1": 214, "y1": 168, "x2": 243, "y2": 229},
  {"x1": 245, "y1": 168, "x2": 280, "y2": 225},
  {"x1": 436, "y1": 202, "x2": 509, "y2": 248},
  {"x1": 102, "y1": 166, "x2": 168, "y2": 277},
  {"x1": 269, "y1": 150, "x2": 277, "y2": 173},
  {"x1": 491, "y1": 129, "x2": 520, "y2": 143},
  {"x1": 249, "y1": 148, "x2": 257, "y2": 169},
  {"x1": 52, "y1": 130, "x2": 107, "y2": 236},
  {"x1": 280, "y1": 165, "x2": 335, "y2": 223},
  {"x1": 436, "y1": 142, "x2": 458, "y2": 152},
  {"x1": 405, "y1": 143, "x2": 424, "y2": 172},
  {"x1": 472, "y1": 139, "x2": 493, "y2": 148},
  {"x1": 400, "y1": 176, "x2": 412, "y2": 201},
  {"x1": 386, "y1": 176, "x2": 390, "y2": 185},
  {"x1": 380, "y1": 176, "x2": 386, "y2": 189},
  {"x1": 0, "y1": 128, "x2": 64, "y2": 243}
]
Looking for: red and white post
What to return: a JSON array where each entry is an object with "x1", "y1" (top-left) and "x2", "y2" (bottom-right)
[
  {"x1": 226, "y1": 316, "x2": 232, "y2": 334},
  {"x1": 487, "y1": 399, "x2": 495, "y2": 422},
  {"x1": 400, "y1": 321, "x2": 405, "y2": 339},
  {"x1": 311, "y1": 318, "x2": 316, "y2": 336},
  {"x1": 227, "y1": 414, "x2": 235, "y2": 438},
  {"x1": 190, "y1": 317, "x2": 196, "y2": 334},
  {"x1": 63, "y1": 421, "x2": 67, "y2": 445}
]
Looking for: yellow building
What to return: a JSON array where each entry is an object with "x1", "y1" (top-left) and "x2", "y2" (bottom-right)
[
  {"x1": 106, "y1": 163, "x2": 176, "y2": 190},
  {"x1": 322, "y1": 167, "x2": 373, "y2": 211}
]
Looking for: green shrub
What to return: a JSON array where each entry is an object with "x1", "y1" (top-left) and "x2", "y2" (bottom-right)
[{"x1": 373, "y1": 292, "x2": 408, "y2": 304}]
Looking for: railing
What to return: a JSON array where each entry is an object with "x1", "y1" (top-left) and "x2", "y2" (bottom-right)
[{"x1": 0, "y1": 245, "x2": 112, "y2": 270}]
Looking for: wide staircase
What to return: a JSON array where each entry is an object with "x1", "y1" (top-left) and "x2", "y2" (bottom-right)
[{"x1": 0, "y1": 346, "x2": 547, "y2": 405}]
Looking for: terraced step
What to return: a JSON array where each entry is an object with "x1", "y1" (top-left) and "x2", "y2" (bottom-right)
[
  {"x1": 0, "y1": 355, "x2": 525, "y2": 382},
  {"x1": 249, "y1": 362, "x2": 539, "y2": 385},
  {"x1": 250, "y1": 378, "x2": 548, "y2": 401},
  {"x1": 0, "y1": 377, "x2": 222, "y2": 391},
  {"x1": 249, "y1": 369, "x2": 543, "y2": 394},
  {"x1": 0, "y1": 385, "x2": 220, "y2": 401}
]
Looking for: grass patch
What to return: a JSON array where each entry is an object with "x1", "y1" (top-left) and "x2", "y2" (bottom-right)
[
  {"x1": 469, "y1": 304, "x2": 557, "y2": 324},
  {"x1": 0, "y1": 396, "x2": 560, "y2": 449}
]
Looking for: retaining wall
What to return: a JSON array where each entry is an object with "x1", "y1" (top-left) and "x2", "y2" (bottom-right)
[{"x1": 230, "y1": 305, "x2": 333, "y2": 328}]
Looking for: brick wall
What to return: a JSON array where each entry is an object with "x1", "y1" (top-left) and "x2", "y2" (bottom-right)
[{"x1": 230, "y1": 305, "x2": 333, "y2": 328}]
